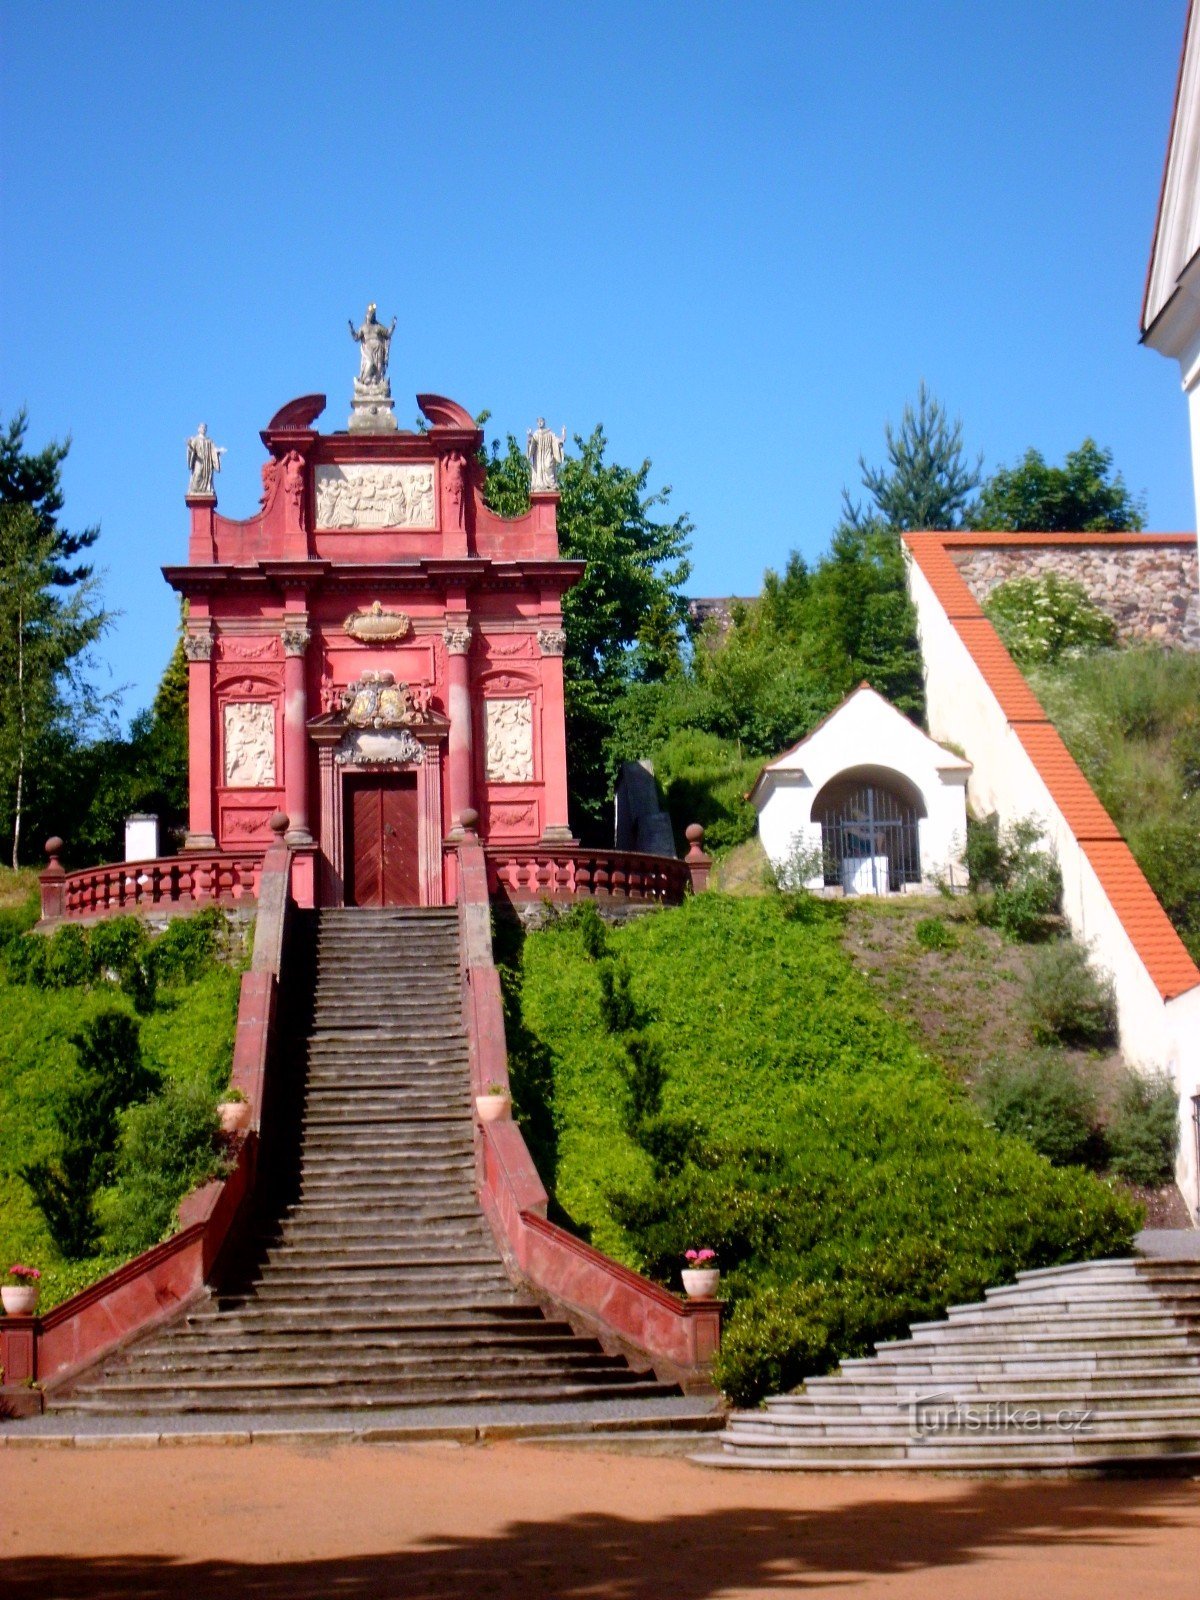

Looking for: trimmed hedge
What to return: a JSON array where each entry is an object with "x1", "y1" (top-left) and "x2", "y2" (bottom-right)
[{"x1": 501, "y1": 895, "x2": 1140, "y2": 1405}]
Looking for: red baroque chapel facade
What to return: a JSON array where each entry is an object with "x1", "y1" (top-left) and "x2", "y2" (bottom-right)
[{"x1": 167, "y1": 391, "x2": 581, "y2": 910}]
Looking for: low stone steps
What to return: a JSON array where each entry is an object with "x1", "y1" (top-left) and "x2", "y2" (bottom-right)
[{"x1": 700, "y1": 1258, "x2": 1200, "y2": 1473}]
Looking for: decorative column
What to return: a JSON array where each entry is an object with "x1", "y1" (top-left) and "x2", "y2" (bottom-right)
[
  {"x1": 281, "y1": 624, "x2": 313, "y2": 846},
  {"x1": 537, "y1": 626, "x2": 574, "y2": 843},
  {"x1": 183, "y1": 629, "x2": 217, "y2": 850},
  {"x1": 444, "y1": 625, "x2": 474, "y2": 835}
]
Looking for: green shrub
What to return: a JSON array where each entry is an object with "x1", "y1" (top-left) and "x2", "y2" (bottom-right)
[
  {"x1": 965, "y1": 814, "x2": 1061, "y2": 941},
  {"x1": 3, "y1": 930, "x2": 48, "y2": 985},
  {"x1": 975, "y1": 1053, "x2": 1099, "y2": 1168},
  {"x1": 19, "y1": 1010, "x2": 157, "y2": 1258},
  {"x1": 984, "y1": 574, "x2": 1117, "y2": 666},
  {"x1": 915, "y1": 915, "x2": 955, "y2": 952},
  {"x1": 152, "y1": 906, "x2": 227, "y2": 984},
  {"x1": 1106, "y1": 1071, "x2": 1179, "y2": 1186},
  {"x1": 88, "y1": 916, "x2": 158, "y2": 1013},
  {"x1": 41, "y1": 923, "x2": 96, "y2": 988},
  {"x1": 1025, "y1": 941, "x2": 1117, "y2": 1048},
  {"x1": 762, "y1": 833, "x2": 825, "y2": 894},
  {"x1": 99, "y1": 1082, "x2": 223, "y2": 1255}
]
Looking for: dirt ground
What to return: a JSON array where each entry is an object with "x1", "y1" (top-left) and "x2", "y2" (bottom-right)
[{"x1": 2, "y1": 1440, "x2": 1198, "y2": 1599}]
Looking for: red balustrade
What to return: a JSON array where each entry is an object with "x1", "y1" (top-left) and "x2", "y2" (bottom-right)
[
  {"x1": 485, "y1": 845, "x2": 693, "y2": 906},
  {"x1": 46, "y1": 851, "x2": 264, "y2": 922}
]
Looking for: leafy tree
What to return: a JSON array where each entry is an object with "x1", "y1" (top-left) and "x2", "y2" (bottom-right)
[
  {"x1": 70, "y1": 608, "x2": 190, "y2": 863},
  {"x1": 0, "y1": 503, "x2": 111, "y2": 866},
  {"x1": 849, "y1": 381, "x2": 981, "y2": 532},
  {"x1": 0, "y1": 409, "x2": 100, "y2": 586},
  {"x1": 968, "y1": 439, "x2": 1145, "y2": 532},
  {"x1": 483, "y1": 425, "x2": 692, "y2": 835}
]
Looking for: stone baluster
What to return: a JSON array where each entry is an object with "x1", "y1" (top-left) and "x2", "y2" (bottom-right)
[
  {"x1": 39, "y1": 838, "x2": 65, "y2": 921},
  {"x1": 685, "y1": 824, "x2": 711, "y2": 893}
]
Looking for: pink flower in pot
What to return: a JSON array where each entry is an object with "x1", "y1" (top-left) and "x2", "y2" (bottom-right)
[
  {"x1": 681, "y1": 1249, "x2": 720, "y2": 1299},
  {"x1": 2, "y1": 1264, "x2": 41, "y2": 1316}
]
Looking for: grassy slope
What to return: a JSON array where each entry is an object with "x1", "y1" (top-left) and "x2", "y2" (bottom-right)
[
  {"x1": 0, "y1": 964, "x2": 240, "y2": 1311},
  {"x1": 1030, "y1": 648, "x2": 1200, "y2": 961},
  {"x1": 506, "y1": 894, "x2": 1138, "y2": 1399}
]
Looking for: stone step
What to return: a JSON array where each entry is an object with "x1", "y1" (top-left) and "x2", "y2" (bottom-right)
[
  {"x1": 772, "y1": 1389, "x2": 1200, "y2": 1420},
  {"x1": 133, "y1": 1323, "x2": 589, "y2": 1359},
  {"x1": 200, "y1": 1299, "x2": 538, "y2": 1329},
  {"x1": 85, "y1": 1347, "x2": 633, "y2": 1384},
  {"x1": 705, "y1": 1428, "x2": 1200, "y2": 1465},
  {"x1": 872, "y1": 1330, "x2": 1200, "y2": 1357},
  {"x1": 56, "y1": 1376, "x2": 676, "y2": 1416},
  {"x1": 801, "y1": 1364, "x2": 1200, "y2": 1397},
  {"x1": 63, "y1": 1361, "x2": 660, "y2": 1400}
]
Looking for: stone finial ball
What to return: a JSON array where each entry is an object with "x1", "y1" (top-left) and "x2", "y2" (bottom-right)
[
  {"x1": 45, "y1": 836, "x2": 64, "y2": 858},
  {"x1": 268, "y1": 812, "x2": 290, "y2": 837},
  {"x1": 459, "y1": 808, "x2": 479, "y2": 832},
  {"x1": 685, "y1": 823, "x2": 705, "y2": 845}
]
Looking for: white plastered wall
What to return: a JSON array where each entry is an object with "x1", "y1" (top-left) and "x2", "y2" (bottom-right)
[
  {"x1": 754, "y1": 687, "x2": 970, "y2": 892},
  {"x1": 908, "y1": 555, "x2": 1200, "y2": 1216}
]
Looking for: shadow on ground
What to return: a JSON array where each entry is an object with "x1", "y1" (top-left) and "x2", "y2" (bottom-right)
[{"x1": 3, "y1": 1477, "x2": 1196, "y2": 1598}]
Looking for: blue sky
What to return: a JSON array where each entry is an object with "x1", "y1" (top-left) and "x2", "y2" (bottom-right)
[{"x1": 1, "y1": 1, "x2": 1192, "y2": 719}]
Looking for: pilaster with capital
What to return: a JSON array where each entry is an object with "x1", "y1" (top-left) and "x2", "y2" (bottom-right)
[
  {"x1": 444, "y1": 624, "x2": 474, "y2": 832},
  {"x1": 183, "y1": 630, "x2": 216, "y2": 849},
  {"x1": 536, "y1": 622, "x2": 573, "y2": 843},
  {"x1": 281, "y1": 622, "x2": 313, "y2": 844}
]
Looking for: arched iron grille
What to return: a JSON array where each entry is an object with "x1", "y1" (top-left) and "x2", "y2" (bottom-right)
[{"x1": 813, "y1": 779, "x2": 922, "y2": 894}]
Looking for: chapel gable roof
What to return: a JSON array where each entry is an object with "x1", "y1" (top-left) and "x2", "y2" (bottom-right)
[{"x1": 747, "y1": 684, "x2": 970, "y2": 805}]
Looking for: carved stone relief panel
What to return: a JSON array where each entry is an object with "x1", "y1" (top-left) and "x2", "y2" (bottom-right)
[
  {"x1": 222, "y1": 807, "x2": 275, "y2": 839},
  {"x1": 314, "y1": 464, "x2": 436, "y2": 529},
  {"x1": 484, "y1": 698, "x2": 534, "y2": 783},
  {"x1": 218, "y1": 636, "x2": 281, "y2": 662},
  {"x1": 223, "y1": 703, "x2": 277, "y2": 787},
  {"x1": 489, "y1": 802, "x2": 537, "y2": 831}
]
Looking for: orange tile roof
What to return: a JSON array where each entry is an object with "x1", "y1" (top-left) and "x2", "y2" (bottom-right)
[{"x1": 904, "y1": 531, "x2": 1200, "y2": 1002}]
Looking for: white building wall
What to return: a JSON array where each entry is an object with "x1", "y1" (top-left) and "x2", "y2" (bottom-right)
[{"x1": 908, "y1": 554, "x2": 1200, "y2": 1215}]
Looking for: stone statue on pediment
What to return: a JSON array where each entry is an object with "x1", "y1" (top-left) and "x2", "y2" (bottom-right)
[
  {"x1": 527, "y1": 418, "x2": 566, "y2": 492},
  {"x1": 187, "y1": 424, "x2": 225, "y2": 496},
  {"x1": 347, "y1": 303, "x2": 400, "y2": 432},
  {"x1": 349, "y1": 303, "x2": 396, "y2": 392}
]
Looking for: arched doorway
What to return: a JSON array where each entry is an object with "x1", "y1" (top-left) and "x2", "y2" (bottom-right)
[{"x1": 812, "y1": 767, "x2": 926, "y2": 895}]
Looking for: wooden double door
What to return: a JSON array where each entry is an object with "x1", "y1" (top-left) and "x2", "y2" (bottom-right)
[{"x1": 345, "y1": 774, "x2": 421, "y2": 906}]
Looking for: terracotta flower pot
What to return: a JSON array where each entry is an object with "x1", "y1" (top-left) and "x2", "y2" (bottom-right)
[
  {"x1": 218, "y1": 1100, "x2": 252, "y2": 1135},
  {"x1": 475, "y1": 1093, "x2": 510, "y2": 1124},
  {"x1": 2, "y1": 1285, "x2": 38, "y2": 1316},
  {"x1": 681, "y1": 1268, "x2": 720, "y2": 1299}
]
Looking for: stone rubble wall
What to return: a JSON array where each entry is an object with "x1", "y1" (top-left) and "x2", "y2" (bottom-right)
[{"x1": 951, "y1": 543, "x2": 1200, "y2": 649}]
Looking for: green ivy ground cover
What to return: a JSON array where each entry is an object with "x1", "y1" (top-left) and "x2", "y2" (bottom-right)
[
  {"x1": 0, "y1": 961, "x2": 240, "y2": 1313},
  {"x1": 502, "y1": 894, "x2": 1140, "y2": 1404}
]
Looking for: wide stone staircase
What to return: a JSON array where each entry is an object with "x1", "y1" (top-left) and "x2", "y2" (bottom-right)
[
  {"x1": 53, "y1": 907, "x2": 692, "y2": 1421},
  {"x1": 697, "y1": 1257, "x2": 1200, "y2": 1471}
]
